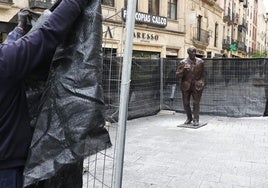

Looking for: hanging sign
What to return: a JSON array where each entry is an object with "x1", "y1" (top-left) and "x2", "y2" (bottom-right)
[{"x1": 122, "y1": 9, "x2": 167, "y2": 27}]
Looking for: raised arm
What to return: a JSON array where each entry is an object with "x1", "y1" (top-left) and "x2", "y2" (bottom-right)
[{"x1": 0, "y1": 0, "x2": 88, "y2": 80}]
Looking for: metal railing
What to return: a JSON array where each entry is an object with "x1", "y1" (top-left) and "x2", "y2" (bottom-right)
[
  {"x1": 29, "y1": 0, "x2": 56, "y2": 9},
  {"x1": 238, "y1": 18, "x2": 248, "y2": 30},
  {"x1": 237, "y1": 41, "x2": 247, "y2": 52},
  {"x1": 222, "y1": 38, "x2": 230, "y2": 50},
  {"x1": 0, "y1": 0, "x2": 12, "y2": 3}
]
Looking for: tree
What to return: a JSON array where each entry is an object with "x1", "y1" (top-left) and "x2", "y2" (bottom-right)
[{"x1": 252, "y1": 50, "x2": 268, "y2": 57}]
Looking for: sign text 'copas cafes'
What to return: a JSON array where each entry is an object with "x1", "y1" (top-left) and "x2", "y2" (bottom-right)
[{"x1": 122, "y1": 9, "x2": 167, "y2": 27}]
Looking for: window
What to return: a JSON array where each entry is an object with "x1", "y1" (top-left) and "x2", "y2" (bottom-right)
[
  {"x1": 168, "y1": 0, "x2": 177, "y2": 20},
  {"x1": 0, "y1": 0, "x2": 12, "y2": 3},
  {"x1": 214, "y1": 23, "x2": 218, "y2": 47},
  {"x1": 197, "y1": 15, "x2": 202, "y2": 41},
  {"x1": 101, "y1": 0, "x2": 114, "y2": 7},
  {"x1": 207, "y1": 51, "x2": 212, "y2": 58},
  {"x1": 148, "y1": 0, "x2": 159, "y2": 15}
]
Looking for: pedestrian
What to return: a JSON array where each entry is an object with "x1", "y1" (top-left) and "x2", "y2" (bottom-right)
[
  {"x1": 176, "y1": 46, "x2": 205, "y2": 126},
  {"x1": 0, "y1": 0, "x2": 90, "y2": 187},
  {"x1": 166, "y1": 68, "x2": 178, "y2": 100}
]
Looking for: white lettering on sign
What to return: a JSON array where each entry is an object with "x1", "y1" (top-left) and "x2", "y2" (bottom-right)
[
  {"x1": 152, "y1": 16, "x2": 167, "y2": 26},
  {"x1": 122, "y1": 9, "x2": 167, "y2": 27}
]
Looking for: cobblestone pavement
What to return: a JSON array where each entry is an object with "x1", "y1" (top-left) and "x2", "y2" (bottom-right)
[{"x1": 83, "y1": 111, "x2": 268, "y2": 188}]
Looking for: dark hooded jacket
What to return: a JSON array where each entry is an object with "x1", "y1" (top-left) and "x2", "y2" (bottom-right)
[{"x1": 0, "y1": 0, "x2": 85, "y2": 169}]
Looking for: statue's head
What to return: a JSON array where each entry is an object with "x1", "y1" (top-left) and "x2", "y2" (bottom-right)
[{"x1": 187, "y1": 46, "x2": 196, "y2": 60}]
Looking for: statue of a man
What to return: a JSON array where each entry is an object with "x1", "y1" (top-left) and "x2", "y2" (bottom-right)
[{"x1": 176, "y1": 46, "x2": 205, "y2": 126}]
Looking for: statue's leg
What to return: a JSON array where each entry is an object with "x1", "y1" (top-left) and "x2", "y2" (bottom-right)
[
  {"x1": 182, "y1": 91, "x2": 192, "y2": 124},
  {"x1": 192, "y1": 90, "x2": 203, "y2": 125}
]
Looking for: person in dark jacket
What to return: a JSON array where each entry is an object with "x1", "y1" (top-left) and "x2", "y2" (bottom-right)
[
  {"x1": 0, "y1": 0, "x2": 89, "y2": 187},
  {"x1": 176, "y1": 46, "x2": 205, "y2": 126}
]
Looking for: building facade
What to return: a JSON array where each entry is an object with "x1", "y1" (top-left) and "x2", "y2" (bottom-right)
[
  {"x1": 96, "y1": 0, "x2": 224, "y2": 58},
  {"x1": 102, "y1": 0, "x2": 187, "y2": 58},
  {"x1": 0, "y1": 0, "x2": 267, "y2": 58},
  {"x1": 256, "y1": 0, "x2": 267, "y2": 54}
]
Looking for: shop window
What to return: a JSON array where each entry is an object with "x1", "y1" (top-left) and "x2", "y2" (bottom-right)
[
  {"x1": 168, "y1": 0, "x2": 177, "y2": 20},
  {"x1": 101, "y1": 0, "x2": 114, "y2": 7},
  {"x1": 148, "y1": 0, "x2": 159, "y2": 15}
]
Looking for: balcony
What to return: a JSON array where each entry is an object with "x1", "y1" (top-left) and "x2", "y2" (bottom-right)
[
  {"x1": 202, "y1": 0, "x2": 216, "y2": 6},
  {"x1": 237, "y1": 41, "x2": 247, "y2": 52},
  {"x1": 238, "y1": 19, "x2": 248, "y2": 31},
  {"x1": 192, "y1": 28, "x2": 209, "y2": 48},
  {"x1": 29, "y1": 0, "x2": 55, "y2": 9},
  {"x1": 222, "y1": 38, "x2": 230, "y2": 50}
]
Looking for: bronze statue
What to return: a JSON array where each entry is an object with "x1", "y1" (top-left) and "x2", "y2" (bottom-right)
[{"x1": 176, "y1": 46, "x2": 205, "y2": 126}]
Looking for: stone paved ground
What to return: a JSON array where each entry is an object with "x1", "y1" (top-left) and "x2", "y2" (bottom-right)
[{"x1": 83, "y1": 111, "x2": 268, "y2": 188}]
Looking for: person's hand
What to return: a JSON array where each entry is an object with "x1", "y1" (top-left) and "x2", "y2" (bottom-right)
[{"x1": 18, "y1": 9, "x2": 31, "y2": 30}]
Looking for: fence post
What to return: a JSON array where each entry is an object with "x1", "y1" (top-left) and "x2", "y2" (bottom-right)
[
  {"x1": 160, "y1": 58, "x2": 164, "y2": 110},
  {"x1": 113, "y1": 0, "x2": 137, "y2": 187}
]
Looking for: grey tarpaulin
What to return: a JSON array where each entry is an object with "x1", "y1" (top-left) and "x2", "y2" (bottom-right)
[{"x1": 23, "y1": 0, "x2": 112, "y2": 186}]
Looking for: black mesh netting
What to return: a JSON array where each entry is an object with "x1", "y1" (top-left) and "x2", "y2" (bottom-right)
[
  {"x1": 104, "y1": 58, "x2": 161, "y2": 121},
  {"x1": 23, "y1": 1, "x2": 111, "y2": 187},
  {"x1": 163, "y1": 58, "x2": 268, "y2": 117}
]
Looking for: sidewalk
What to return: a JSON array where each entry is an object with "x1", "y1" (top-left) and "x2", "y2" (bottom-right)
[{"x1": 83, "y1": 111, "x2": 268, "y2": 188}]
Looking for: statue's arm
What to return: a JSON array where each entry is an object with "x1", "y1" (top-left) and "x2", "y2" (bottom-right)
[{"x1": 176, "y1": 61, "x2": 185, "y2": 76}]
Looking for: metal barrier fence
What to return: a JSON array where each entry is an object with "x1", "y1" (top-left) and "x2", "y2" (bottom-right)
[
  {"x1": 83, "y1": 57, "x2": 268, "y2": 187},
  {"x1": 104, "y1": 57, "x2": 161, "y2": 122},
  {"x1": 103, "y1": 57, "x2": 268, "y2": 120}
]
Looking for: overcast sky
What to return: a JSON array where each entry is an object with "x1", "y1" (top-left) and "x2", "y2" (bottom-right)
[{"x1": 265, "y1": 1, "x2": 268, "y2": 12}]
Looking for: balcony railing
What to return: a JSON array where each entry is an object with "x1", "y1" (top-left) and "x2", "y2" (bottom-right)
[
  {"x1": 222, "y1": 38, "x2": 230, "y2": 50},
  {"x1": 29, "y1": 0, "x2": 56, "y2": 9},
  {"x1": 238, "y1": 18, "x2": 248, "y2": 31},
  {"x1": 0, "y1": 0, "x2": 12, "y2": 3},
  {"x1": 193, "y1": 28, "x2": 209, "y2": 47},
  {"x1": 237, "y1": 41, "x2": 247, "y2": 52}
]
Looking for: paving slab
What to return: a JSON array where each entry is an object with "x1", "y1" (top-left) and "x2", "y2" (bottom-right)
[{"x1": 83, "y1": 111, "x2": 268, "y2": 188}]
